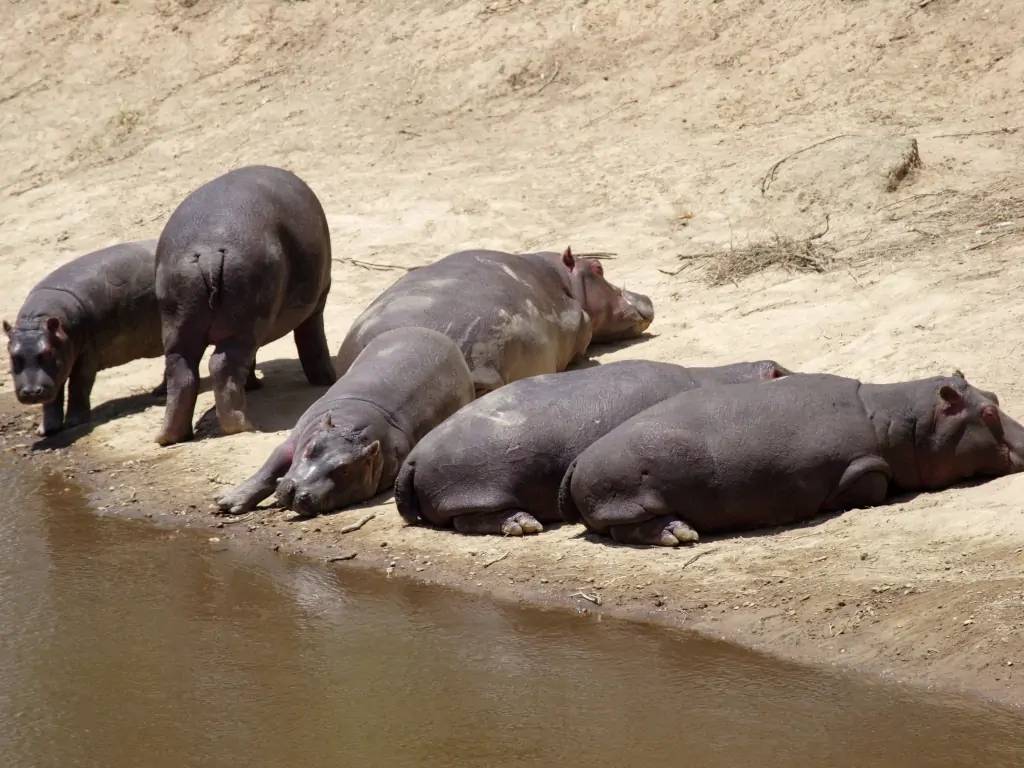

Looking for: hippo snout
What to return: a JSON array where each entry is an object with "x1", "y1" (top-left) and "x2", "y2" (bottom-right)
[
  {"x1": 627, "y1": 290, "x2": 655, "y2": 325},
  {"x1": 16, "y1": 385, "x2": 54, "y2": 405},
  {"x1": 291, "y1": 490, "x2": 321, "y2": 519}
]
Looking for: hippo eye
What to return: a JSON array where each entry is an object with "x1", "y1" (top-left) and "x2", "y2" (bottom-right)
[{"x1": 589, "y1": 260, "x2": 604, "y2": 277}]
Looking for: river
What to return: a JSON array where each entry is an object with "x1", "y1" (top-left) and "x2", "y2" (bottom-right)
[{"x1": 1, "y1": 457, "x2": 1022, "y2": 767}]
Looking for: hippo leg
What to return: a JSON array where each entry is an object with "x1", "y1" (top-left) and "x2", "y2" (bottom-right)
[
  {"x1": 823, "y1": 456, "x2": 891, "y2": 512},
  {"x1": 245, "y1": 361, "x2": 262, "y2": 391},
  {"x1": 452, "y1": 510, "x2": 544, "y2": 536},
  {"x1": 216, "y1": 440, "x2": 295, "y2": 515},
  {"x1": 156, "y1": 335, "x2": 205, "y2": 446},
  {"x1": 209, "y1": 339, "x2": 257, "y2": 436},
  {"x1": 609, "y1": 514, "x2": 700, "y2": 547},
  {"x1": 470, "y1": 367, "x2": 506, "y2": 397},
  {"x1": 39, "y1": 383, "x2": 66, "y2": 436},
  {"x1": 293, "y1": 306, "x2": 336, "y2": 386},
  {"x1": 64, "y1": 354, "x2": 98, "y2": 429}
]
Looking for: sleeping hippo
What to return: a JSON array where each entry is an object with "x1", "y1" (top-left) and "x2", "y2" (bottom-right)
[
  {"x1": 394, "y1": 359, "x2": 790, "y2": 535},
  {"x1": 560, "y1": 372, "x2": 1024, "y2": 546},
  {"x1": 154, "y1": 165, "x2": 336, "y2": 446},
  {"x1": 4, "y1": 240, "x2": 163, "y2": 435},
  {"x1": 336, "y1": 247, "x2": 653, "y2": 395},
  {"x1": 216, "y1": 327, "x2": 474, "y2": 517}
]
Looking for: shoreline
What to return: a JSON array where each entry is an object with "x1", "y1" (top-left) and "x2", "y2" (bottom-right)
[{"x1": 5, "y1": 400, "x2": 1021, "y2": 712}]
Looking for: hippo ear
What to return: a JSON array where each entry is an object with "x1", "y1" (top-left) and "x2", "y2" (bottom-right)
[
  {"x1": 981, "y1": 404, "x2": 1002, "y2": 429},
  {"x1": 45, "y1": 317, "x2": 66, "y2": 341},
  {"x1": 363, "y1": 440, "x2": 381, "y2": 458},
  {"x1": 939, "y1": 385, "x2": 965, "y2": 415},
  {"x1": 561, "y1": 246, "x2": 574, "y2": 270},
  {"x1": 2, "y1": 320, "x2": 10, "y2": 336}
]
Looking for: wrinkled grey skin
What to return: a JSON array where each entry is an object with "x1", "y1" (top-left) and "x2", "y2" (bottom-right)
[
  {"x1": 216, "y1": 327, "x2": 474, "y2": 518},
  {"x1": 561, "y1": 372, "x2": 1024, "y2": 547},
  {"x1": 4, "y1": 240, "x2": 163, "y2": 436},
  {"x1": 155, "y1": 165, "x2": 336, "y2": 446},
  {"x1": 337, "y1": 248, "x2": 654, "y2": 396},
  {"x1": 395, "y1": 359, "x2": 790, "y2": 536}
]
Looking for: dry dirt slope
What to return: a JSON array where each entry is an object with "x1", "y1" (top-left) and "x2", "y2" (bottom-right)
[{"x1": 1, "y1": 1, "x2": 1023, "y2": 706}]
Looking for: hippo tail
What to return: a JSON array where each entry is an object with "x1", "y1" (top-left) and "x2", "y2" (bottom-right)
[
  {"x1": 557, "y1": 457, "x2": 583, "y2": 523},
  {"x1": 394, "y1": 459, "x2": 421, "y2": 525},
  {"x1": 195, "y1": 246, "x2": 227, "y2": 309}
]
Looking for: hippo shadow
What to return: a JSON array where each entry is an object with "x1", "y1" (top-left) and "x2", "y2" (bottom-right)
[
  {"x1": 31, "y1": 386, "x2": 166, "y2": 450},
  {"x1": 570, "y1": 332, "x2": 658, "y2": 370},
  {"x1": 194, "y1": 356, "x2": 333, "y2": 440}
]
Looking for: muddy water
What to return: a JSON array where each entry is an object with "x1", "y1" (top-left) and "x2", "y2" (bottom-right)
[{"x1": 1, "y1": 460, "x2": 1023, "y2": 768}]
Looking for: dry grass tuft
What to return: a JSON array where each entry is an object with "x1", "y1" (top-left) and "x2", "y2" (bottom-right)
[{"x1": 701, "y1": 233, "x2": 835, "y2": 285}]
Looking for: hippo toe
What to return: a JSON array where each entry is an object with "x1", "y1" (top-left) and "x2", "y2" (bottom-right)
[
  {"x1": 609, "y1": 516, "x2": 700, "y2": 547},
  {"x1": 452, "y1": 510, "x2": 545, "y2": 537}
]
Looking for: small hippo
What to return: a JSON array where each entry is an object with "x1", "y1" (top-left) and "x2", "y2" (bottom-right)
[
  {"x1": 4, "y1": 240, "x2": 163, "y2": 435},
  {"x1": 216, "y1": 327, "x2": 474, "y2": 517},
  {"x1": 394, "y1": 359, "x2": 789, "y2": 535},
  {"x1": 336, "y1": 248, "x2": 653, "y2": 395},
  {"x1": 560, "y1": 372, "x2": 1024, "y2": 546},
  {"x1": 155, "y1": 165, "x2": 336, "y2": 446}
]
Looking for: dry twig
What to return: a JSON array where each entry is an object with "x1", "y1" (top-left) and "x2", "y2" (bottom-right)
[
  {"x1": 333, "y1": 257, "x2": 409, "y2": 272},
  {"x1": 571, "y1": 591, "x2": 602, "y2": 605},
  {"x1": 482, "y1": 551, "x2": 510, "y2": 568},
  {"x1": 680, "y1": 548, "x2": 717, "y2": 570},
  {"x1": 534, "y1": 61, "x2": 561, "y2": 95},
  {"x1": 761, "y1": 134, "x2": 855, "y2": 195},
  {"x1": 339, "y1": 513, "x2": 376, "y2": 534}
]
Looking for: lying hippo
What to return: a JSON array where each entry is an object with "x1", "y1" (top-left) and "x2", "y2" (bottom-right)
[
  {"x1": 337, "y1": 248, "x2": 653, "y2": 395},
  {"x1": 395, "y1": 359, "x2": 789, "y2": 535},
  {"x1": 4, "y1": 240, "x2": 163, "y2": 435},
  {"x1": 155, "y1": 165, "x2": 336, "y2": 446},
  {"x1": 216, "y1": 327, "x2": 474, "y2": 517},
  {"x1": 561, "y1": 372, "x2": 1024, "y2": 546}
]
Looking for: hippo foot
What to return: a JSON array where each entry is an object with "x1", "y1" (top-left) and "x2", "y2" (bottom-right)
[
  {"x1": 37, "y1": 422, "x2": 63, "y2": 438},
  {"x1": 63, "y1": 412, "x2": 91, "y2": 430},
  {"x1": 155, "y1": 428, "x2": 194, "y2": 446},
  {"x1": 609, "y1": 516, "x2": 699, "y2": 547},
  {"x1": 218, "y1": 412, "x2": 255, "y2": 436},
  {"x1": 452, "y1": 510, "x2": 544, "y2": 536},
  {"x1": 215, "y1": 487, "x2": 260, "y2": 516}
]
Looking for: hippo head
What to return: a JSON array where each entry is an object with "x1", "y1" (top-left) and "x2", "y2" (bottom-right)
[
  {"x1": 562, "y1": 248, "x2": 654, "y2": 341},
  {"x1": 917, "y1": 374, "x2": 1024, "y2": 488},
  {"x1": 274, "y1": 415, "x2": 383, "y2": 518},
  {"x1": 3, "y1": 317, "x2": 73, "y2": 405}
]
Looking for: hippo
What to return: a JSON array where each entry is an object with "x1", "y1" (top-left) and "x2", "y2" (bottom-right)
[
  {"x1": 154, "y1": 165, "x2": 336, "y2": 446},
  {"x1": 560, "y1": 372, "x2": 1024, "y2": 546},
  {"x1": 3, "y1": 240, "x2": 163, "y2": 435},
  {"x1": 336, "y1": 247, "x2": 653, "y2": 395},
  {"x1": 394, "y1": 359, "x2": 790, "y2": 535},
  {"x1": 216, "y1": 327, "x2": 474, "y2": 517}
]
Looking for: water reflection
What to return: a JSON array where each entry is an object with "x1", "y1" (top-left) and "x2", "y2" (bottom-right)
[{"x1": 1, "y1": 459, "x2": 1022, "y2": 768}]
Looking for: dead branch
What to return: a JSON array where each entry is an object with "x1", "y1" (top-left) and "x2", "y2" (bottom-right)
[
  {"x1": 965, "y1": 232, "x2": 1014, "y2": 252},
  {"x1": 761, "y1": 134, "x2": 855, "y2": 195},
  {"x1": 482, "y1": 551, "x2": 509, "y2": 568},
  {"x1": 534, "y1": 61, "x2": 561, "y2": 96},
  {"x1": 333, "y1": 257, "x2": 409, "y2": 272},
  {"x1": 339, "y1": 513, "x2": 376, "y2": 534},
  {"x1": 583, "y1": 98, "x2": 639, "y2": 128},
  {"x1": 933, "y1": 127, "x2": 1018, "y2": 139},
  {"x1": 571, "y1": 591, "x2": 602, "y2": 605},
  {"x1": 327, "y1": 552, "x2": 358, "y2": 562},
  {"x1": 680, "y1": 548, "x2": 717, "y2": 570}
]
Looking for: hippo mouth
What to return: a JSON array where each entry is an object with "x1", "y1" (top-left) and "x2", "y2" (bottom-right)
[{"x1": 16, "y1": 387, "x2": 56, "y2": 405}]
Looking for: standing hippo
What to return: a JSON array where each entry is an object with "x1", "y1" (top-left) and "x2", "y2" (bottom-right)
[
  {"x1": 154, "y1": 165, "x2": 336, "y2": 446},
  {"x1": 336, "y1": 248, "x2": 653, "y2": 395},
  {"x1": 4, "y1": 240, "x2": 163, "y2": 435},
  {"x1": 395, "y1": 359, "x2": 790, "y2": 535},
  {"x1": 560, "y1": 372, "x2": 1024, "y2": 546},
  {"x1": 216, "y1": 327, "x2": 474, "y2": 517}
]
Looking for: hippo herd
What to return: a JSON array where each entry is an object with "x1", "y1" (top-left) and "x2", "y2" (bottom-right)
[{"x1": 7, "y1": 164, "x2": 1024, "y2": 548}]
